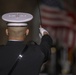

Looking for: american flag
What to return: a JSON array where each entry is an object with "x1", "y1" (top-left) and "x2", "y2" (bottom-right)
[{"x1": 39, "y1": 0, "x2": 76, "y2": 48}]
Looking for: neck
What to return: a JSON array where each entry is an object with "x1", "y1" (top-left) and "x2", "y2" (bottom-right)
[{"x1": 8, "y1": 37, "x2": 25, "y2": 41}]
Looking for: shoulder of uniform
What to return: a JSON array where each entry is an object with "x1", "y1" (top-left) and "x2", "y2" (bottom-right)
[{"x1": 27, "y1": 41, "x2": 37, "y2": 45}]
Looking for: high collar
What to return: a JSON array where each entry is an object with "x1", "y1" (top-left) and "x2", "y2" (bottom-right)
[
  {"x1": 6, "y1": 41, "x2": 25, "y2": 46},
  {"x1": 9, "y1": 40, "x2": 24, "y2": 41}
]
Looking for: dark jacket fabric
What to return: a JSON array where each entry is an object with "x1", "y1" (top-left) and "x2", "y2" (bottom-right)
[{"x1": 0, "y1": 35, "x2": 52, "y2": 75}]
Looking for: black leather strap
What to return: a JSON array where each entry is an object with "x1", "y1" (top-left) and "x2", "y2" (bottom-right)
[{"x1": 8, "y1": 45, "x2": 28, "y2": 75}]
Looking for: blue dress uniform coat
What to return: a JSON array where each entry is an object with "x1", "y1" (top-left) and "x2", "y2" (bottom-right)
[{"x1": 0, "y1": 35, "x2": 52, "y2": 75}]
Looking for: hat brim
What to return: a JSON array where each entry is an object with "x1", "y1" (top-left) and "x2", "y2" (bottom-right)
[{"x1": 7, "y1": 23, "x2": 27, "y2": 26}]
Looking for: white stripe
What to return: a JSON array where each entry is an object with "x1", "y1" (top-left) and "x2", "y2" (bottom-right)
[
  {"x1": 40, "y1": 4, "x2": 61, "y2": 12},
  {"x1": 74, "y1": 33, "x2": 76, "y2": 47},
  {"x1": 68, "y1": 30, "x2": 74, "y2": 47}
]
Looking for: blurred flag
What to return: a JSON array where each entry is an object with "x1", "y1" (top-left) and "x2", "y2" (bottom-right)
[
  {"x1": 40, "y1": 0, "x2": 74, "y2": 27},
  {"x1": 39, "y1": 0, "x2": 76, "y2": 48}
]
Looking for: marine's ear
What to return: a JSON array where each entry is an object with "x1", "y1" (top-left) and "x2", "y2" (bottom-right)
[
  {"x1": 26, "y1": 29, "x2": 29, "y2": 35},
  {"x1": 6, "y1": 29, "x2": 8, "y2": 35}
]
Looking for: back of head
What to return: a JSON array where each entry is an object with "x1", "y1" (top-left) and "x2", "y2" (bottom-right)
[
  {"x1": 2, "y1": 12, "x2": 33, "y2": 41},
  {"x1": 8, "y1": 26, "x2": 27, "y2": 37},
  {"x1": 5, "y1": 24, "x2": 29, "y2": 41}
]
